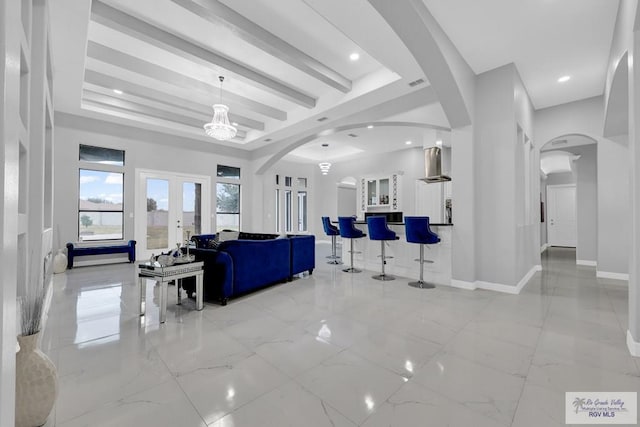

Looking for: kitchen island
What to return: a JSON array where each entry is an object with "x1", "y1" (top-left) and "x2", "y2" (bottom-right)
[{"x1": 339, "y1": 221, "x2": 452, "y2": 285}]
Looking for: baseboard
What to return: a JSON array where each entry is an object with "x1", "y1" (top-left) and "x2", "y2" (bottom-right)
[
  {"x1": 627, "y1": 330, "x2": 640, "y2": 357},
  {"x1": 576, "y1": 259, "x2": 597, "y2": 267},
  {"x1": 449, "y1": 279, "x2": 476, "y2": 290},
  {"x1": 596, "y1": 270, "x2": 629, "y2": 281},
  {"x1": 476, "y1": 280, "x2": 519, "y2": 294},
  {"x1": 451, "y1": 265, "x2": 541, "y2": 295},
  {"x1": 540, "y1": 243, "x2": 549, "y2": 253}
]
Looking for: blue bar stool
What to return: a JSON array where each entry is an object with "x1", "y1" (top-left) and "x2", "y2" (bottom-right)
[
  {"x1": 338, "y1": 216, "x2": 366, "y2": 273},
  {"x1": 321, "y1": 216, "x2": 342, "y2": 265},
  {"x1": 404, "y1": 216, "x2": 440, "y2": 289},
  {"x1": 367, "y1": 216, "x2": 399, "y2": 281}
]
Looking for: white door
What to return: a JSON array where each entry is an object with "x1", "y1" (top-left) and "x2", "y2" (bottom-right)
[
  {"x1": 547, "y1": 184, "x2": 577, "y2": 247},
  {"x1": 136, "y1": 170, "x2": 211, "y2": 259}
]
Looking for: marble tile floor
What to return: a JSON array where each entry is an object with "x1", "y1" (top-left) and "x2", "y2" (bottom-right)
[{"x1": 39, "y1": 245, "x2": 639, "y2": 426}]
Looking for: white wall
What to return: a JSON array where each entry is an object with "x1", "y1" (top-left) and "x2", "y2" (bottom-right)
[
  {"x1": 313, "y1": 147, "x2": 426, "y2": 230},
  {"x1": 54, "y1": 125, "x2": 252, "y2": 250},
  {"x1": 474, "y1": 64, "x2": 521, "y2": 286},
  {"x1": 573, "y1": 145, "x2": 598, "y2": 263},
  {"x1": 629, "y1": 0, "x2": 640, "y2": 352},
  {"x1": 513, "y1": 67, "x2": 540, "y2": 282},
  {"x1": 337, "y1": 186, "x2": 357, "y2": 217},
  {"x1": 535, "y1": 96, "x2": 604, "y2": 145},
  {"x1": 597, "y1": 135, "x2": 630, "y2": 276},
  {"x1": 0, "y1": 1, "x2": 21, "y2": 424}
]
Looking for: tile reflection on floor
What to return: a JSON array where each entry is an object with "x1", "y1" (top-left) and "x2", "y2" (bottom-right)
[{"x1": 41, "y1": 245, "x2": 639, "y2": 427}]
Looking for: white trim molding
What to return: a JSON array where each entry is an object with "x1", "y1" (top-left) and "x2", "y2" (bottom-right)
[
  {"x1": 596, "y1": 271, "x2": 630, "y2": 281},
  {"x1": 476, "y1": 280, "x2": 519, "y2": 294},
  {"x1": 576, "y1": 259, "x2": 597, "y2": 266},
  {"x1": 450, "y1": 279, "x2": 476, "y2": 290},
  {"x1": 540, "y1": 243, "x2": 550, "y2": 253},
  {"x1": 450, "y1": 265, "x2": 542, "y2": 295},
  {"x1": 627, "y1": 330, "x2": 640, "y2": 357}
]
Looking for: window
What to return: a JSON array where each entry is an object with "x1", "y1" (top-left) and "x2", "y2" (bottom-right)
[
  {"x1": 297, "y1": 191, "x2": 307, "y2": 231},
  {"x1": 276, "y1": 174, "x2": 309, "y2": 233},
  {"x1": 78, "y1": 169, "x2": 124, "y2": 241},
  {"x1": 217, "y1": 164, "x2": 240, "y2": 179},
  {"x1": 285, "y1": 190, "x2": 292, "y2": 232},
  {"x1": 79, "y1": 144, "x2": 124, "y2": 166},
  {"x1": 217, "y1": 182, "x2": 240, "y2": 231},
  {"x1": 275, "y1": 189, "x2": 280, "y2": 233}
]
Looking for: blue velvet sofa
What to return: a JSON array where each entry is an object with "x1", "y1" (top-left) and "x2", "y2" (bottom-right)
[{"x1": 189, "y1": 232, "x2": 315, "y2": 305}]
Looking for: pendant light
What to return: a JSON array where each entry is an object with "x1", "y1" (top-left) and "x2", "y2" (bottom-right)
[{"x1": 204, "y1": 76, "x2": 237, "y2": 141}]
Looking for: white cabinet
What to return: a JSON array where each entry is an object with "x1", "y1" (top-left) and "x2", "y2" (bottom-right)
[
  {"x1": 366, "y1": 178, "x2": 390, "y2": 206},
  {"x1": 358, "y1": 174, "x2": 401, "y2": 215}
]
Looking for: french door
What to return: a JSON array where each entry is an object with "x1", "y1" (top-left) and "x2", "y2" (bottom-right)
[{"x1": 136, "y1": 170, "x2": 211, "y2": 259}]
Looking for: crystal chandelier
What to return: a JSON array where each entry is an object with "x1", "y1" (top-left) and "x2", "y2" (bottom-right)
[
  {"x1": 318, "y1": 162, "x2": 331, "y2": 175},
  {"x1": 204, "y1": 76, "x2": 237, "y2": 141}
]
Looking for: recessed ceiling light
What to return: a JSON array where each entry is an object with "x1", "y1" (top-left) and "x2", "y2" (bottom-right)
[
  {"x1": 405, "y1": 140, "x2": 412, "y2": 145},
  {"x1": 557, "y1": 75, "x2": 571, "y2": 83},
  {"x1": 113, "y1": 89, "x2": 123, "y2": 95},
  {"x1": 349, "y1": 52, "x2": 360, "y2": 61},
  {"x1": 367, "y1": 125, "x2": 373, "y2": 129}
]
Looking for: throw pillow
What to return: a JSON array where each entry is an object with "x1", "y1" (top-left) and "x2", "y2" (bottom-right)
[
  {"x1": 218, "y1": 230, "x2": 240, "y2": 242},
  {"x1": 205, "y1": 237, "x2": 220, "y2": 249}
]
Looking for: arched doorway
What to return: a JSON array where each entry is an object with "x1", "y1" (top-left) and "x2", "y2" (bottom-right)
[{"x1": 539, "y1": 135, "x2": 597, "y2": 266}]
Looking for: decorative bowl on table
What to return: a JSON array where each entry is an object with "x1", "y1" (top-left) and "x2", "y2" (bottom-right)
[
  {"x1": 156, "y1": 255, "x2": 175, "y2": 266},
  {"x1": 174, "y1": 254, "x2": 195, "y2": 264}
]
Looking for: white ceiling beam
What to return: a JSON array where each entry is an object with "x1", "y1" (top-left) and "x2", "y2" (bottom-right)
[
  {"x1": 84, "y1": 70, "x2": 265, "y2": 130},
  {"x1": 170, "y1": 0, "x2": 352, "y2": 93},
  {"x1": 86, "y1": 42, "x2": 285, "y2": 122},
  {"x1": 83, "y1": 90, "x2": 247, "y2": 139},
  {"x1": 56, "y1": 112, "x2": 252, "y2": 158},
  {"x1": 91, "y1": 0, "x2": 317, "y2": 108},
  {"x1": 254, "y1": 86, "x2": 438, "y2": 172},
  {"x1": 368, "y1": 0, "x2": 472, "y2": 128}
]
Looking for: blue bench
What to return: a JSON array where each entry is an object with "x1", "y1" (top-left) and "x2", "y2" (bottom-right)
[{"x1": 66, "y1": 240, "x2": 136, "y2": 269}]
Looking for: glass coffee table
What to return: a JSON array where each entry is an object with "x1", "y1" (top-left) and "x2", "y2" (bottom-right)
[{"x1": 138, "y1": 260, "x2": 204, "y2": 323}]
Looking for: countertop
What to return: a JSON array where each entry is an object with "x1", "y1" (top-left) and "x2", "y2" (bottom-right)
[{"x1": 334, "y1": 221, "x2": 453, "y2": 227}]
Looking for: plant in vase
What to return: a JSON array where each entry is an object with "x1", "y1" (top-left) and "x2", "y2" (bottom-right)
[{"x1": 16, "y1": 265, "x2": 57, "y2": 427}]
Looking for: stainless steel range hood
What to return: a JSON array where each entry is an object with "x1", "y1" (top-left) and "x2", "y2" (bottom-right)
[{"x1": 420, "y1": 146, "x2": 451, "y2": 183}]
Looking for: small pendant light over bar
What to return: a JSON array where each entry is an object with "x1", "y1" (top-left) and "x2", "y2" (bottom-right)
[{"x1": 204, "y1": 76, "x2": 238, "y2": 141}]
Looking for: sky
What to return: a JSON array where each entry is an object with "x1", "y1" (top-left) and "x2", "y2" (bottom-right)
[{"x1": 79, "y1": 170, "x2": 198, "y2": 212}]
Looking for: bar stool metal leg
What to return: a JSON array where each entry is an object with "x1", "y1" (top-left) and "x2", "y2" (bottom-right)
[
  {"x1": 342, "y1": 238, "x2": 362, "y2": 273},
  {"x1": 409, "y1": 244, "x2": 435, "y2": 289},
  {"x1": 327, "y1": 235, "x2": 342, "y2": 265},
  {"x1": 373, "y1": 241, "x2": 395, "y2": 281}
]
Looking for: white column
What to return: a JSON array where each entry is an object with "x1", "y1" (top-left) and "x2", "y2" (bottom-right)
[
  {"x1": 0, "y1": 0, "x2": 22, "y2": 424},
  {"x1": 450, "y1": 126, "x2": 476, "y2": 286},
  {"x1": 628, "y1": 28, "x2": 640, "y2": 356}
]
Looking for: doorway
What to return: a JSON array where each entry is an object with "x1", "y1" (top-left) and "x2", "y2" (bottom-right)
[
  {"x1": 546, "y1": 184, "x2": 577, "y2": 247},
  {"x1": 135, "y1": 170, "x2": 211, "y2": 259}
]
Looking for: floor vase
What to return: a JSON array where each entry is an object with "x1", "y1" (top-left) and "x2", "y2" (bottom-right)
[{"x1": 16, "y1": 333, "x2": 57, "y2": 427}]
